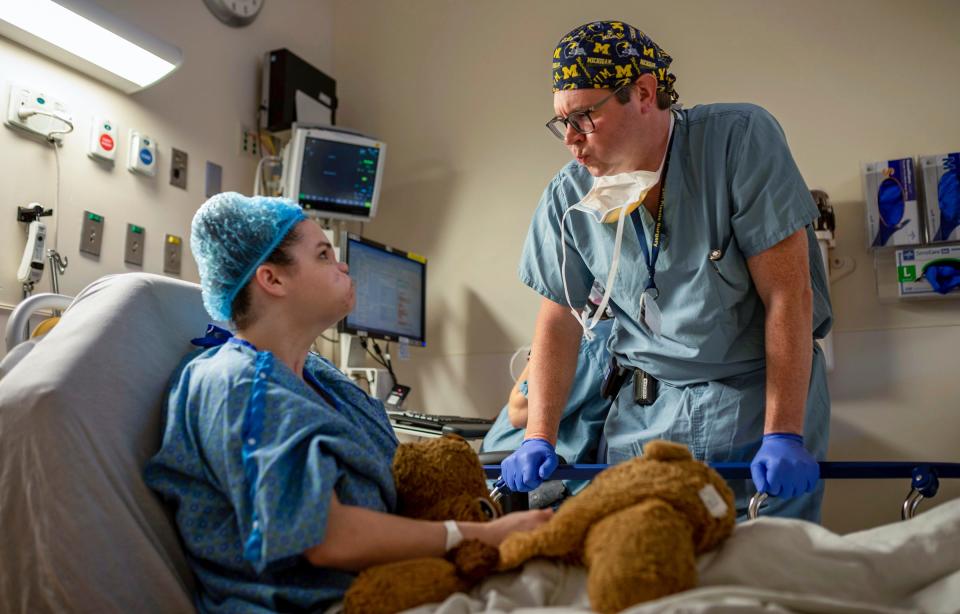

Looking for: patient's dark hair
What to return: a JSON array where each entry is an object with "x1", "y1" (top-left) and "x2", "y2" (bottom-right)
[{"x1": 231, "y1": 226, "x2": 300, "y2": 330}]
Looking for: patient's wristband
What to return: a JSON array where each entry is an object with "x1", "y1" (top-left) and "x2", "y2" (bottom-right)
[{"x1": 444, "y1": 520, "x2": 463, "y2": 552}]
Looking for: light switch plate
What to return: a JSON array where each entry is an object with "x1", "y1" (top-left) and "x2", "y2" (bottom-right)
[
  {"x1": 125, "y1": 223, "x2": 145, "y2": 266},
  {"x1": 164, "y1": 234, "x2": 182, "y2": 275},
  {"x1": 79, "y1": 211, "x2": 104, "y2": 257},
  {"x1": 170, "y1": 148, "x2": 188, "y2": 189}
]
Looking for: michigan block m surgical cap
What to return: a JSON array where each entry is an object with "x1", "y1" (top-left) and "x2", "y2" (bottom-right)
[
  {"x1": 552, "y1": 20, "x2": 677, "y2": 102},
  {"x1": 191, "y1": 192, "x2": 306, "y2": 322}
]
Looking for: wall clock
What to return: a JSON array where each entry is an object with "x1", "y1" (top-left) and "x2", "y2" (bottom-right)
[{"x1": 202, "y1": 0, "x2": 264, "y2": 27}]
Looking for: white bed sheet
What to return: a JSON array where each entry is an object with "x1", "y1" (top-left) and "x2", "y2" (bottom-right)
[{"x1": 406, "y1": 497, "x2": 960, "y2": 614}]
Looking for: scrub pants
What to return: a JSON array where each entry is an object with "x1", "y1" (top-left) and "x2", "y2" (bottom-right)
[{"x1": 600, "y1": 344, "x2": 830, "y2": 522}]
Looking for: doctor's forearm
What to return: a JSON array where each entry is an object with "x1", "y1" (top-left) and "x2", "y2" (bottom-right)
[
  {"x1": 525, "y1": 299, "x2": 582, "y2": 444},
  {"x1": 762, "y1": 294, "x2": 813, "y2": 435}
]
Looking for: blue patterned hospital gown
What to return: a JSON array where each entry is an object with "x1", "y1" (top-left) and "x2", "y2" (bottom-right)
[{"x1": 145, "y1": 336, "x2": 398, "y2": 613}]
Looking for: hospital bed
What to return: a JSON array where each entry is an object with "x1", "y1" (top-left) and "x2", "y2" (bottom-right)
[
  {"x1": 0, "y1": 273, "x2": 205, "y2": 613},
  {"x1": 2, "y1": 272, "x2": 960, "y2": 614}
]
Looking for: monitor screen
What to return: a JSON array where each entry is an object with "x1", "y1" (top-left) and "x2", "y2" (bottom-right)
[
  {"x1": 283, "y1": 126, "x2": 386, "y2": 222},
  {"x1": 339, "y1": 233, "x2": 427, "y2": 346}
]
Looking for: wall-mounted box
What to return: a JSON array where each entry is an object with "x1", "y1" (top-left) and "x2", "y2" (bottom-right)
[
  {"x1": 863, "y1": 158, "x2": 921, "y2": 248},
  {"x1": 896, "y1": 246, "x2": 960, "y2": 298},
  {"x1": 919, "y1": 153, "x2": 960, "y2": 243}
]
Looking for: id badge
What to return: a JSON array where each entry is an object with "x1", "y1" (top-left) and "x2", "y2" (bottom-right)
[{"x1": 638, "y1": 291, "x2": 662, "y2": 336}]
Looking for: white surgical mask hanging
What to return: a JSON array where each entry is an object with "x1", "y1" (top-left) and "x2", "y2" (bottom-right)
[{"x1": 560, "y1": 114, "x2": 676, "y2": 339}]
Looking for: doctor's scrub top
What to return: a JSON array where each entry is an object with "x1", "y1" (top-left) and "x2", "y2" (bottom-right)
[{"x1": 519, "y1": 103, "x2": 832, "y2": 387}]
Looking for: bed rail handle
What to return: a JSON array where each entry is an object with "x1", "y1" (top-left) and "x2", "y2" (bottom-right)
[
  {"x1": 902, "y1": 465, "x2": 939, "y2": 521},
  {"x1": 4, "y1": 292, "x2": 74, "y2": 351}
]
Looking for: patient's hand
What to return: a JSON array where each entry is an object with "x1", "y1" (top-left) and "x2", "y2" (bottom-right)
[
  {"x1": 463, "y1": 508, "x2": 553, "y2": 547},
  {"x1": 507, "y1": 365, "x2": 530, "y2": 428}
]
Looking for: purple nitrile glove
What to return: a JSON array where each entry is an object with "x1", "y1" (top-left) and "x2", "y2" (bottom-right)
[
  {"x1": 750, "y1": 433, "x2": 820, "y2": 499},
  {"x1": 500, "y1": 438, "x2": 559, "y2": 493}
]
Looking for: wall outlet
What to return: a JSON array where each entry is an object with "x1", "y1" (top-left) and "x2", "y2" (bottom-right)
[{"x1": 240, "y1": 126, "x2": 260, "y2": 157}]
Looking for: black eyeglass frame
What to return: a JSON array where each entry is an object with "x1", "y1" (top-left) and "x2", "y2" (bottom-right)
[{"x1": 546, "y1": 83, "x2": 630, "y2": 140}]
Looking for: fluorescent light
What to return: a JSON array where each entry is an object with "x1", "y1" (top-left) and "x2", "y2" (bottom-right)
[{"x1": 0, "y1": 0, "x2": 182, "y2": 93}]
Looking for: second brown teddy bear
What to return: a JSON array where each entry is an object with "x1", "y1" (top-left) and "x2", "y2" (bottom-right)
[{"x1": 498, "y1": 440, "x2": 736, "y2": 613}]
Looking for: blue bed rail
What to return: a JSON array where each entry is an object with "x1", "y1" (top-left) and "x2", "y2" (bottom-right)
[{"x1": 484, "y1": 461, "x2": 960, "y2": 520}]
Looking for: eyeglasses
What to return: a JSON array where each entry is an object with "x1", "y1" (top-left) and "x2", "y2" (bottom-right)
[{"x1": 546, "y1": 83, "x2": 628, "y2": 140}]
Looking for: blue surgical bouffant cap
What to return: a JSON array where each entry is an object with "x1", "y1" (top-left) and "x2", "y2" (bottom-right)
[
  {"x1": 552, "y1": 20, "x2": 677, "y2": 102},
  {"x1": 190, "y1": 192, "x2": 306, "y2": 322}
]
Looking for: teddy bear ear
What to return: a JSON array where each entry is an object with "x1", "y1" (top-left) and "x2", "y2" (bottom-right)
[{"x1": 642, "y1": 440, "x2": 693, "y2": 462}]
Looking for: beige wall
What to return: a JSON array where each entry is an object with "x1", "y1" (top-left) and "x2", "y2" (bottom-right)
[
  {"x1": 330, "y1": 0, "x2": 960, "y2": 532},
  {"x1": 0, "y1": 0, "x2": 334, "y2": 322}
]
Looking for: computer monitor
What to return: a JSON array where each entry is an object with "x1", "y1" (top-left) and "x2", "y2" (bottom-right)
[
  {"x1": 338, "y1": 233, "x2": 427, "y2": 346},
  {"x1": 282, "y1": 125, "x2": 386, "y2": 222}
]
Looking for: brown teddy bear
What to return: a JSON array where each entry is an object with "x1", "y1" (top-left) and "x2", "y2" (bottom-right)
[
  {"x1": 498, "y1": 440, "x2": 736, "y2": 614},
  {"x1": 343, "y1": 434, "x2": 502, "y2": 614}
]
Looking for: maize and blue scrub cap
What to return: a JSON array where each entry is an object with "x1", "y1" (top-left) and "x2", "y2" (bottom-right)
[
  {"x1": 552, "y1": 20, "x2": 678, "y2": 103},
  {"x1": 190, "y1": 191, "x2": 306, "y2": 322}
]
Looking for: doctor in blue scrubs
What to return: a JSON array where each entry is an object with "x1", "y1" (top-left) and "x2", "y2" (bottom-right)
[
  {"x1": 500, "y1": 21, "x2": 832, "y2": 521},
  {"x1": 145, "y1": 193, "x2": 550, "y2": 613}
]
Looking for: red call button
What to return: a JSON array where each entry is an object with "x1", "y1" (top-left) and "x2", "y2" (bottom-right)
[{"x1": 99, "y1": 133, "x2": 115, "y2": 151}]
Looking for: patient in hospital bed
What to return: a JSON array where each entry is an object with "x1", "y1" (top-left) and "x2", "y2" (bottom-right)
[{"x1": 143, "y1": 193, "x2": 550, "y2": 613}]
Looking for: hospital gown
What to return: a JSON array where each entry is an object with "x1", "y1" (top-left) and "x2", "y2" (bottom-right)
[
  {"x1": 145, "y1": 336, "x2": 398, "y2": 613},
  {"x1": 519, "y1": 103, "x2": 832, "y2": 521}
]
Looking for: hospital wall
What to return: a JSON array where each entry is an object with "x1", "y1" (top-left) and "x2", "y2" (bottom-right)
[
  {"x1": 330, "y1": 0, "x2": 960, "y2": 533},
  {"x1": 0, "y1": 0, "x2": 335, "y2": 327}
]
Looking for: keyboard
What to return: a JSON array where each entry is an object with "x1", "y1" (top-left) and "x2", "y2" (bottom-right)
[{"x1": 387, "y1": 410, "x2": 494, "y2": 434}]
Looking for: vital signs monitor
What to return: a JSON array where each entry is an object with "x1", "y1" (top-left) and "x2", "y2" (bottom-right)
[{"x1": 282, "y1": 125, "x2": 386, "y2": 222}]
